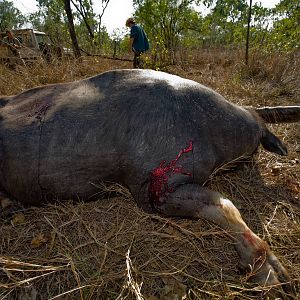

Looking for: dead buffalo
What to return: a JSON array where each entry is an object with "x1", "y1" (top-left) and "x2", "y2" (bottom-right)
[{"x1": 0, "y1": 69, "x2": 299, "y2": 291}]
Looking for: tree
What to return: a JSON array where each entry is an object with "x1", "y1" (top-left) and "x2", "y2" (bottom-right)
[
  {"x1": 0, "y1": 0, "x2": 26, "y2": 31},
  {"x1": 203, "y1": 0, "x2": 249, "y2": 45},
  {"x1": 64, "y1": 0, "x2": 81, "y2": 58},
  {"x1": 97, "y1": 0, "x2": 110, "y2": 48},
  {"x1": 71, "y1": 0, "x2": 96, "y2": 42},
  {"x1": 245, "y1": 0, "x2": 252, "y2": 65},
  {"x1": 268, "y1": 0, "x2": 300, "y2": 51},
  {"x1": 37, "y1": 0, "x2": 71, "y2": 47},
  {"x1": 248, "y1": 3, "x2": 270, "y2": 48},
  {"x1": 133, "y1": 0, "x2": 202, "y2": 65},
  {"x1": 36, "y1": 0, "x2": 81, "y2": 57},
  {"x1": 28, "y1": 11, "x2": 46, "y2": 31}
]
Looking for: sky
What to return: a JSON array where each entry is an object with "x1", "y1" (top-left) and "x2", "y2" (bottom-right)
[{"x1": 13, "y1": 0, "x2": 281, "y2": 35}]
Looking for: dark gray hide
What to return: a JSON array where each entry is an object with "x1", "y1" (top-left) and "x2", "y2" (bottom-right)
[
  {"x1": 2, "y1": 69, "x2": 298, "y2": 289},
  {"x1": 0, "y1": 69, "x2": 287, "y2": 209}
]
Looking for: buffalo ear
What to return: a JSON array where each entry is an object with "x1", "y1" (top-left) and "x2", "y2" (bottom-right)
[{"x1": 260, "y1": 131, "x2": 288, "y2": 156}]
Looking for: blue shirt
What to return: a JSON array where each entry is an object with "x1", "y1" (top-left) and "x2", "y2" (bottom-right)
[{"x1": 130, "y1": 24, "x2": 149, "y2": 52}]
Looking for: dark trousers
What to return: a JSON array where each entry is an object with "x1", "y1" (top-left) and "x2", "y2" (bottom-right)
[{"x1": 133, "y1": 50, "x2": 144, "y2": 69}]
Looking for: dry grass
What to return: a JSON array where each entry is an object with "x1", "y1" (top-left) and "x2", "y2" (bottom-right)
[
  {"x1": 0, "y1": 57, "x2": 131, "y2": 96},
  {"x1": 0, "y1": 51, "x2": 299, "y2": 299}
]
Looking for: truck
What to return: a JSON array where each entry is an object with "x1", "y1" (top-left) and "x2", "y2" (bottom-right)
[{"x1": 0, "y1": 28, "x2": 71, "y2": 67}]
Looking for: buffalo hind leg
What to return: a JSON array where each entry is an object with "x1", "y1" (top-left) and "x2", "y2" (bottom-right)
[{"x1": 157, "y1": 184, "x2": 291, "y2": 293}]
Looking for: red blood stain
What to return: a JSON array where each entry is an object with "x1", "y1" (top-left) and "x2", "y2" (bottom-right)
[
  {"x1": 149, "y1": 141, "x2": 193, "y2": 207},
  {"x1": 244, "y1": 229, "x2": 257, "y2": 247},
  {"x1": 243, "y1": 229, "x2": 266, "y2": 254}
]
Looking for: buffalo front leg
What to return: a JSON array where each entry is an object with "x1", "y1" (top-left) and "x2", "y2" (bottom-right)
[{"x1": 156, "y1": 184, "x2": 290, "y2": 290}]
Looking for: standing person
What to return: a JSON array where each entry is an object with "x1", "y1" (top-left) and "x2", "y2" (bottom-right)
[{"x1": 125, "y1": 18, "x2": 149, "y2": 69}]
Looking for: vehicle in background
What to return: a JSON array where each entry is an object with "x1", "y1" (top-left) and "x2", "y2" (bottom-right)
[{"x1": 0, "y1": 28, "x2": 73, "y2": 67}]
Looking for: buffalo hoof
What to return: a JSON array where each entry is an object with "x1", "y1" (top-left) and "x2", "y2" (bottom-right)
[{"x1": 245, "y1": 251, "x2": 294, "y2": 298}]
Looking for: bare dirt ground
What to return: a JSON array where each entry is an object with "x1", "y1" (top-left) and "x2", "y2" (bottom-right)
[{"x1": 0, "y1": 52, "x2": 299, "y2": 299}]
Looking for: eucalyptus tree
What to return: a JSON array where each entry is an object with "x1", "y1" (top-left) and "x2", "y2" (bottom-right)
[
  {"x1": 248, "y1": 3, "x2": 270, "y2": 47},
  {"x1": 0, "y1": 0, "x2": 26, "y2": 31},
  {"x1": 64, "y1": 0, "x2": 81, "y2": 58},
  {"x1": 133, "y1": 0, "x2": 203, "y2": 65},
  {"x1": 71, "y1": 0, "x2": 97, "y2": 45},
  {"x1": 196, "y1": 0, "x2": 274, "y2": 51},
  {"x1": 28, "y1": 11, "x2": 46, "y2": 32},
  {"x1": 37, "y1": 0, "x2": 71, "y2": 47},
  {"x1": 269, "y1": 0, "x2": 300, "y2": 51},
  {"x1": 97, "y1": 0, "x2": 110, "y2": 47},
  {"x1": 202, "y1": 0, "x2": 249, "y2": 45},
  {"x1": 69, "y1": 0, "x2": 111, "y2": 50}
]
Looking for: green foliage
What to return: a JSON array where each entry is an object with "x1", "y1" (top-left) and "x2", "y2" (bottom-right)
[
  {"x1": 35, "y1": 0, "x2": 71, "y2": 47},
  {"x1": 202, "y1": 0, "x2": 249, "y2": 45},
  {"x1": 72, "y1": 0, "x2": 97, "y2": 41},
  {"x1": 0, "y1": 0, "x2": 26, "y2": 31},
  {"x1": 28, "y1": 11, "x2": 46, "y2": 31},
  {"x1": 266, "y1": 0, "x2": 300, "y2": 52},
  {"x1": 2, "y1": 0, "x2": 298, "y2": 64},
  {"x1": 31, "y1": 0, "x2": 112, "y2": 54},
  {"x1": 133, "y1": 0, "x2": 203, "y2": 65}
]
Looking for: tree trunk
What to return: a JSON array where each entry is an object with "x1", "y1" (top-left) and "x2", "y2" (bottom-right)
[
  {"x1": 71, "y1": 0, "x2": 95, "y2": 42},
  {"x1": 245, "y1": 0, "x2": 253, "y2": 65},
  {"x1": 64, "y1": 0, "x2": 81, "y2": 59}
]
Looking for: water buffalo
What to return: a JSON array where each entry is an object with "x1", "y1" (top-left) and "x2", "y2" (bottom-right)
[{"x1": 0, "y1": 69, "x2": 299, "y2": 291}]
